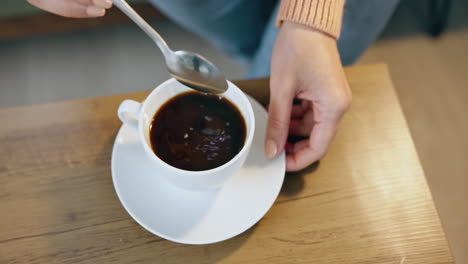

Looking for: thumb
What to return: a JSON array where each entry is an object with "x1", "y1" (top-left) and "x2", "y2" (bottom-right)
[{"x1": 265, "y1": 80, "x2": 294, "y2": 159}]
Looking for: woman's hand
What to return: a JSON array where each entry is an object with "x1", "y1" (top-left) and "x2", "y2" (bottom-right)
[
  {"x1": 265, "y1": 21, "x2": 352, "y2": 171},
  {"x1": 27, "y1": 0, "x2": 112, "y2": 18}
]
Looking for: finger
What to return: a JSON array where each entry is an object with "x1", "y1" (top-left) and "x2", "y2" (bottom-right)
[
  {"x1": 289, "y1": 105, "x2": 315, "y2": 136},
  {"x1": 301, "y1": 100, "x2": 311, "y2": 110},
  {"x1": 27, "y1": 0, "x2": 105, "y2": 18},
  {"x1": 74, "y1": 0, "x2": 94, "y2": 5},
  {"x1": 285, "y1": 142, "x2": 294, "y2": 154},
  {"x1": 93, "y1": 0, "x2": 113, "y2": 9},
  {"x1": 291, "y1": 105, "x2": 305, "y2": 119},
  {"x1": 289, "y1": 119, "x2": 313, "y2": 136},
  {"x1": 286, "y1": 121, "x2": 337, "y2": 171},
  {"x1": 286, "y1": 139, "x2": 309, "y2": 155},
  {"x1": 28, "y1": 0, "x2": 85, "y2": 17},
  {"x1": 86, "y1": 5, "x2": 106, "y2": 17},
  {"x1": 265, "y1": 80, "x2": 294, "y2": 159},
  {"x1": 291, "y1": 100, "x2": 312, "y2": 119},
  {"x1": 290, "y1": 139, "x2": 309, "y2": 153}
]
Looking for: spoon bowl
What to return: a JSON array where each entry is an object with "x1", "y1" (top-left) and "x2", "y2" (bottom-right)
[{"x1": 167, "y1": 51, "x2": 228, "y2": 94}]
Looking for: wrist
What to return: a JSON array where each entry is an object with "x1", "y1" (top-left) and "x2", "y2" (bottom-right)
[{"x1": 281, "y1": 21, "x2": 337, "y2": 49}]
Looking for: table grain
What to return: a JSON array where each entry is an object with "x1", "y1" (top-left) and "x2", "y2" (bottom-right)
[{"x1": 0, "y1": 64, "x2": 453, "y2": 263}]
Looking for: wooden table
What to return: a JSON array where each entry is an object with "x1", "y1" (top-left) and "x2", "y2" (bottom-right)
[{"x1": 0, "y1": 64, "x2": 453, "y2": 263}]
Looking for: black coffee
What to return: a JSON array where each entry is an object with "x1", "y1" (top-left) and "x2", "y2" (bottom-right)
[{"x1": 149, "y1": 91, "x2": 246, "y2": 171}]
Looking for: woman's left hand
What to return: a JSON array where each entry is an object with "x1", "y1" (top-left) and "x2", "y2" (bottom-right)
[{"x1": 265, "y1": 21, "x2": 352, "y2": 171}]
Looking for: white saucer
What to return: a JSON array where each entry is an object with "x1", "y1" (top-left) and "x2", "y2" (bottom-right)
[{"x1": 111, "y1": 96, "x2": 286, "y2": 244}]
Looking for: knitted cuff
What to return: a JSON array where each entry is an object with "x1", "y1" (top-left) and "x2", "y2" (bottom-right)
[{"x1": 276, "y1": 0, "x2": 345, "y2": 39}]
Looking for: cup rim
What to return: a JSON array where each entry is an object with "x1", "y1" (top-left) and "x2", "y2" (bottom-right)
[{"x1": 138, "y1": 78, "x2": 255, "y2": 175}]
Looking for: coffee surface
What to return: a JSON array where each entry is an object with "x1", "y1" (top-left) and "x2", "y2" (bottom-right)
[{"x1": 150, "y1": 91, "x2": 246, "y2": 171}]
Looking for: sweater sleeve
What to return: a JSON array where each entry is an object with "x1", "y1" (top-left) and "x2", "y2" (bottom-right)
[{"x1": 276, "y1": 0, "x2": 345, "y2": 39}]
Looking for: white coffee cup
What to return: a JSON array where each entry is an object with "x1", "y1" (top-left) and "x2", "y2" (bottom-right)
[{"x1": 118, "y1": 78, "x2": 255, "y2": 191}]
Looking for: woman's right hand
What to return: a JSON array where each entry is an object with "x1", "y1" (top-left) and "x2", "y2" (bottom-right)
[{"x1": 27, "y1": 0, "x2": 112, "y2": 18}]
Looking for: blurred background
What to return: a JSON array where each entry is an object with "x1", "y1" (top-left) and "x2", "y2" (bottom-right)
[{"x1": 1, "y1": 0, "x2": 466, "y2": 262}]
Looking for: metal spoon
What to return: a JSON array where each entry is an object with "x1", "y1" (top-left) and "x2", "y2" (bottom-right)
[{"x1": 112, "y1": 0, "x2": 228, "y2": 94}]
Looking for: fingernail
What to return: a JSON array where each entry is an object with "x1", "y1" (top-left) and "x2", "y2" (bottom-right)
[
  {"x1": 265, "y1": 139, "x2": 278, "y2": 159},
  {"x1": 93, "y1": 0, "x2": 112, "y2": 8},
  {"x1": 103, "y1": 0, "x2": 113, "y2": 8},
  {"x1": 87, "y1": 6, "x2": 105, "y2": 17}
]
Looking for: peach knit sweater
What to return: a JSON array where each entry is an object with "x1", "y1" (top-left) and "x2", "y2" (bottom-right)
[{"x1": 277, "y1": 0, "x2": 345, "y2": 39}]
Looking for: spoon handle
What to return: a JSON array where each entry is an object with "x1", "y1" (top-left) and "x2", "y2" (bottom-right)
[{"x1": 112, "y1": 0, "x2": 172, "y2": 57}]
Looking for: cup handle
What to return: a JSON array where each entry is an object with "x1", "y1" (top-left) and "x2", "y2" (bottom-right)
[{"x1": 118, "y1": 99, "x2": 141, "y2": 130}]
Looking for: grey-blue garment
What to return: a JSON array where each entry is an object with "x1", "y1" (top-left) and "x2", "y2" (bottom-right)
[{"x1": 149, "y1": 0, "x2": 400, "y2": 78}]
